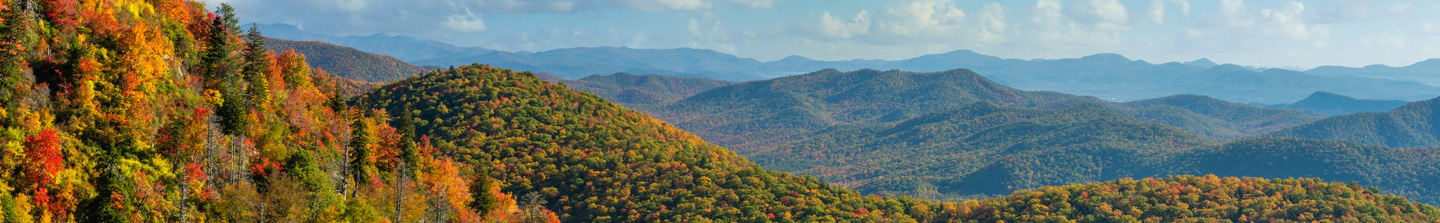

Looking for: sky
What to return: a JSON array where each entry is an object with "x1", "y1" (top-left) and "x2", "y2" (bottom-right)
[{"x1": 211, "y1": 0, "x2": 1439, "y2": 69}]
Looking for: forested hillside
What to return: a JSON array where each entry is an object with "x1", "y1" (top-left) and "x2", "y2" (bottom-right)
[
  {"x1": 659, "y1": 68, "x2": 1093, "y2": 155},
  {"x1": 1120, "y1": 94, "x2": 1322, "y2": 139},
  {"x1": 262, "y1": 37, "x2": 428, "y2": 83},
  {"x1": 957, "y1": 175, "x2": 1439, "y2": 222},
  {"x1": 1271, "y1": 91, "x2": 1409, "y2": 115},
  {"x1": 552, "y1": 72, "x2": 731, "y2": 109},
  {"x1": 1171, "y1": 138, "x2": 1440, "y2": 204},
  {"x1": 752, "y1": 102, "x2": 1214, "y2": 201},
  {"x1": 0, "y1": 1, "x2": 526, "y2": 222},
  {"x1": 352, "y1": 64, "x2": 971, "y2": 222},
  {"x1": 1268, "y1": 97, "x2": 1440, "y2": 148},
  {"x1": 5, "y1": 0, "x2": 1437, "y2": 222}
]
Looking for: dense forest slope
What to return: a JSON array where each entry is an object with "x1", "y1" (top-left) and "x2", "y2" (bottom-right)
[
  {"x1": 553, "y1": 72, "x2": 732, "y2": 109},
  {"x1": 748, "y1": 97, "x2": 1440, "y2": 204},
  {"x1": 653, "y1": 68, "x2": 1322, "y2": 155},
  {"x1": 262, "y1": 37, "x2": 429, "y2": 82},
  {"x1": 0, "y1": 1, "x2": 531, "y2": 222},
  {"x1": 959, "y1": 175, "x2": 1439, "y2": 222},
  {"x1": 1267, "y1": 97, "x2": 1440, "y2": 148},
  {"x1": 659, "y1": 68, "x2": 1093, "y2": 155},
  {"x1": 751, "y1": 102, "x2": 1214, "y2": 200},
  {"x1": 1120, "y1": 94, "x2": 1322, "y2": 139},
  {"x1": 1270, "y1": 91, "x2": 1409, "y2": 115},
  {"x1": 352, "y1": 64, "x2": 971, "y2": 221}
]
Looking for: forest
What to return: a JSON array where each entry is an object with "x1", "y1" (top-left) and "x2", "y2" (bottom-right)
[{"x1": 0, "y1": 0, "x2": 1436, "y2": 222}]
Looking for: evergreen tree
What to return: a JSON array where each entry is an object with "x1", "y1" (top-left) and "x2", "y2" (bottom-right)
[{"x1": 243, "y1": 23, "x2": 270, "y2": 106}]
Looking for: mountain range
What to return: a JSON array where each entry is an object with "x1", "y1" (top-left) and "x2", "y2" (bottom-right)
[
  {"x1": 261, "y1": 37, "x2": 430, "y2": 83},
  {"x1": 554, "y1": 68, "x2": 1440, "y2": 205},
  {"x1": 1267, "y1": 97, "x2": 1440, "y2": 148},
  {"x1": 10, "y1": 2, "x2": 1440, "y2": 222},
  {"x1": 1267, "y1": 91, "x2": 1410, "y2": 115},
  {"x1": 258, "y1": 24, "x2": 1440, "y2": 104},
  {"x1": 1308, "y1": 59, "x2": 1440, "y2": 86}
]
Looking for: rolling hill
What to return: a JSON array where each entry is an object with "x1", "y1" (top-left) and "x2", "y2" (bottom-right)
[
  {"x1": 1270, "y1": 91, "x2": 1410, "y2": 115},
  {"x1": 262, "y1": 37, "x2": 430, "y2": 82},
  {"x1": 549, "y1": 72, "x2": 732, "y2": 108},
  {"x1": 750, "y1": 102, "x2": 1214, "y2": 200},
  {"x1": 1119, "y1": 94, "x2": 1323, "y2": 139},
  {"x1": 958, "y1": 175, "x2": 1440, "y2": 222},
  {"x1": 657, "y1": 68, "x2": 1096, "y2": 155},
  {"x1": 10, "y1": 1, "x2": 1439, "y2": 222},
  {"x1": 352, "y1": 64, "x2": 964, "y2": 221},
  {"x1": 258, "y1": 23, "x2": 494, "y2": 62},
  {"x1": 747, "y1": 101, "x2": 1440, "y2": 204},
  {"x1": 1267, "y1": 97, "x2": 1440, "y2": 148},
  {"x1": 413, "y1": 47, "x2": 768, "y2": 81},
  {"x1": 1308, "y1": 59, "x2": 1440, "y2": 86}
]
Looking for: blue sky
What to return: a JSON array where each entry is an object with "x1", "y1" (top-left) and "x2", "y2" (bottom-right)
[{"x1": 214, "y1": 0, "x2": 1438, "y2": 69}]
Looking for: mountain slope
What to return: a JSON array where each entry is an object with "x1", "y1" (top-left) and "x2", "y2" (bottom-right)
[
  {"x1": 659, "y1": 68, "x2": 1095, "y2": 155},
  {"x1": 1120, "y1": 94, "x2": 1323, "y2": 138},
  {"x1": 263, "y1": 37, "x2": 430, "y2": 82},
  {"x1": 556, "y1": 72, "x2": 732, "y2": 108},
  {"x1": 1267, "y1": 97, "x2": 1440, "y2": 148},
  {"x1": 1308, "y1": 59, "x2": 1440, "y2": 86},
  {"x1": 0, "y1": 2, "x2": 514, "y2": 221},
  {"x1": 751, "y1": 102, "x2": 1214, "y2": 200},
  {"x1": 957, "y1": 176, "x2": 1440, "y2": 222},
  {"x1": 257, "y1": 23, "x2": 493, "y2": 62},
  {"x1": 353, "y1": 64, "x2": 959, "y2": 221},
  {"x1": 1170, "y1": 138, "x2": 1440, "y2": 204},
  {"x1": 1272, "y1": 91, "x2": 1409, "y2": 115},
  {"x1": 749, "y1": 102, "x2": 1440, "y2": 204},
  {"x1": 413, "y1": 47, "x2": 766, "y2": 81}
]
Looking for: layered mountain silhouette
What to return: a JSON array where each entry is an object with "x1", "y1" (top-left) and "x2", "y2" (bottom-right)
[
  {"x1": 1308, "y1": 59, "x2": 1440, "y2": 86},
  {"x1": 550, "y1": 72, "x2": 733, "y2": 108},
  {"x1": 258, "y1": 23, "x2": 494, "y2": 62},
  {"x1": 1267, "y1": 97, "x2": 1440, "y2": 148},
  {"x1": 262, "y1": 37, "x2": 430, "y2": 82},
  {"x1": 258, "y1": 24, "x2": 1440, "y2": 104},
  {"x1": 1119, "y1": 94, "x2": 1322, "y2": 138},
  {"x1": 546, "y1": 67, "x2": 1439, "y2": 205},
  {"x1": 1269, "y1": 91, "x2": 1410, "y2": 115}
]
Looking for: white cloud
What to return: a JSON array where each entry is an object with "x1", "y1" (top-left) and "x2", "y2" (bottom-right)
[
  {"x1": 445, "y1": 8, "x2": 488, "y2": 32},
  {"x1": 808, "y1": 11, "x2": 871, "y2": 40},
  {"x1": 612, "y1": 0, "x2": 775, "y2": 12},
  {"x1": 1220, "y1": 0, "x2": 1254, "y2": 28},
  {"x1": 689, "y1": 19, "x2": 703, "y2": 37},
  {"x1": 1149, "y1": 0, "x2": 1165, "y2": 25},
  {"x1": 1171, "y1": 0, "x2": 1190, "y2": 17},
  {"x1": 1259, "y1": 1, "x2": 1326, "y2": 41},
  {"x1": 979, "y1": 3, "x2": 1008, "y2": 43},
  {"x1": 876, "y1": 0, "x2": 968, "y2": 37},
  {"x1": 614, "y1": 0, "x2": 710, "y2": 12},
  {"x1": 723, "y1": 0, "x2": 774, "y2": 9},
  {"x1": 1067, "y1": 0, "x2": 1130, "y2": 30}
]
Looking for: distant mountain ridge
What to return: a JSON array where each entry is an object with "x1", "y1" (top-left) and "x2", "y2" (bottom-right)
[
  {"x1": 550, "y1": 72, "x2": 733, "y2": 109},
  {"x1": 261, "y1": 37, "x2": 429, "y2": 82},
  {"x1": 654, "y1": 68, "x2": 1095, "y2": 154},
  {"x1": 259, "y1": 24, "x2": 1440, "y2": 103},
  {"x1": 1119, "y1": 94, "x2": 1323, "y2": 139},
  {"x1": 1308, "y1": 59, "x2": 1440, "y2": 86},
  {"x1": 1270, "y1": 91, "x2": 1410, "y2": 115},
  {"x1": 257, "y1": 24, "x2": 493, "y2": 62},
  {"x1": 1267, "y1": 97, "x2": 1440, "y2": 148}
]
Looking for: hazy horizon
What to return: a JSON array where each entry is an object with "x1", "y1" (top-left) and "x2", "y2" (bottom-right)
[{"x1": 215, "y1": 0, "x2": 1437, "y2": 70}]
